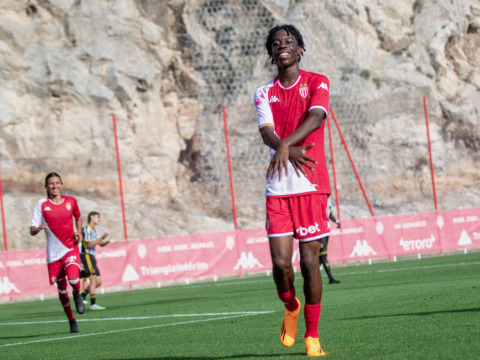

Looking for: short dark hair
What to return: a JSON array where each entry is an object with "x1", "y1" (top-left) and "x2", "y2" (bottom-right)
[
  {"x1": 265, "y1": 24, "x2": 306, "y2": 64},
  {"x1": 88, "y1": 211, "x2": 100, "y2": 223},
  {"x1": 45, "y1": 172, "x2": 62, "y2": 186}
]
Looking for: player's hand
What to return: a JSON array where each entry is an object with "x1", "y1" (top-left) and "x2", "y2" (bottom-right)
[
  {"x1": 74, "y1": 233, "x2": 81, "y2": 244},
  {"x1": 266, "y1": 141, "x2": 290, "y2": 182},
  {"x1": 37, "y1": 224, "x2": 49, "y2": 231},
  {"x1": 288, "y1": 143, "x2": 317, "y2": 177},
  {"x1": 31, "y1": 223, "x2": 48, "y2": 236},
  {"x1": 336, "y1": 221, "x2": 341, "y2": 228}
]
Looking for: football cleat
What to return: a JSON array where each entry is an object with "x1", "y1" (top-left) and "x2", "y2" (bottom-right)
[
  {"x1": 69, "y1": 319, "x2": 79, "y2": 333},
  {"x1": 305, "y1": 337, "x2": 326, "y2": 357},
  {"x1": 329, "y1": 279, "x2": 340, "y2": 284},
  {"x1": 73, "y1": 293, "x2": 85, "y2": 314},
  {"x1": 90, "y1": 304, "x2": 106, "y2": 310},
  {"x1": 279, "y1": 297, "x2": 301, "y2": 347}
]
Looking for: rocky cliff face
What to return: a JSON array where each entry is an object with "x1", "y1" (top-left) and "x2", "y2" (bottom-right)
[{"x1": 0, "y1": 0, "x2": 479, "y2": 250}]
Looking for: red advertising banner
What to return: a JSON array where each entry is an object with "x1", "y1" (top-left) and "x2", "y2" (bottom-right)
[{"x1": 1, "y1": 208, "x2": 479, "y2": 300}]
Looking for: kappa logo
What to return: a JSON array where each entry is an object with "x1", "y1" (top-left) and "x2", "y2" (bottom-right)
[
  {"x1": 317, "y1": 82, "x2": 329, "y2": 91},
  {"x1": 269, "y1": 96, "x2": 280, "y2": 103},
  {"x1": 0, "y1": 276, "x2": 20, "y2": 295},
  {"x1": 349, "y1": 240, "x2": 377, "y2": 257},
  {"x1": 233, "y1": 251, "x2": 263, "y2": 270},
  {"x1": 44, "y1": 206, "x2": 52, "y2": 211}
]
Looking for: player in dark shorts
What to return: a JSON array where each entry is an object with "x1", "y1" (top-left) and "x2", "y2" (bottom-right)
[{"x1": 320, "y1": 196, "x2": 341, "y2": 284}]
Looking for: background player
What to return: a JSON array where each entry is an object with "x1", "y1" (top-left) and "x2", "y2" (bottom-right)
[
  {"x1": 30, "y1": 172, "x2": 85, "y2": 333},
  {"x1": 80, "y1": 211, "x2": 116, "y2": 310},
  {"x1": 320, "y1": 196, "x2": 341, "y2": 284},
  {"x1": 254, "y1": 24, "x2": 331, "y2": 357}
]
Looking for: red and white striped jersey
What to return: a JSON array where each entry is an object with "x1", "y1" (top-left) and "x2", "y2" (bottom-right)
[
  {"x1": 31, "y1": 196, "x2": 81, "y2": 263},
  {"x1": 254, "y1": 70, "x2": 331, "y2": 197}
]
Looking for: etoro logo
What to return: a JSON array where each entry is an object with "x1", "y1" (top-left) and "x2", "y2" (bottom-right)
[
  {"x1": 296, "y1": 223, "x2": 321, "y2": 237},
  {"x1": 399, "y1": 235, "x2": 435, "y2": 251}
]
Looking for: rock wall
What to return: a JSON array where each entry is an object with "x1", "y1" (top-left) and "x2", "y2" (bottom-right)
[{"x1": 0, "y1": 0, "x2": 478, "y2": 250}]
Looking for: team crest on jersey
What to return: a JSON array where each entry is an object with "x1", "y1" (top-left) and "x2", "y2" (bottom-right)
[
  {"x1": 66, "y1": 203, "x2": 72, "y2": 211},
  {"x1": 299, "y1": 83, "x2": 308, "y2": 98}
]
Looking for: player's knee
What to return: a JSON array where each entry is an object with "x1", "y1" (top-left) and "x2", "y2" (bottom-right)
[
  {"x1": 300, "y1": 255, "x2": 319, "y2": 272},
  {"x1": 57, "y1": 278, "x2": 68, "y2": 292},
  {"x1": 68, "y1": 278, "x2": 80, "y2": 286},
  {"x1": 272, "y1": 257, "x2": 292, "y2": 274}
]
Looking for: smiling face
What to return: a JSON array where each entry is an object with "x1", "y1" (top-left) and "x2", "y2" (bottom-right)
[
  {"x1": 271, "y1": 29, "x2": 303, "y2": 67},
  {"x1": 45, "y1": 176, "x2": 63, "y2": 199}
]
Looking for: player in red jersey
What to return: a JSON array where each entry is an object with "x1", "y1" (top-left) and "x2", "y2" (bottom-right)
[
  {"x1": 30, "y1": 172, "x2": 85, "y2": 333},
  {"x1": 254, "y1": 24, "x2": 330, "y2": 357}
]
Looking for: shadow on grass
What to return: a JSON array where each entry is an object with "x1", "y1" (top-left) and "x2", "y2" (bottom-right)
[
  {"x1": 340, "y1": 306, "x2": 480, "y2": 320},
  {"x1": 100, "y1": 354, "x2": 305, "y2": 360},
  {"x1": 0, "y1": 331, "x2": 67, "y2": 340}
]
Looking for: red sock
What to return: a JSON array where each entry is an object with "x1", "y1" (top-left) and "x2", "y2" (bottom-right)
[
  {"x1": 57, "y1": 278, "x2": 75, "y2": 321},
  {"x1": 277, "y1": 287, "x2": 299, "y2": 311},
  {"x1": 304, "y1": 303, "x2": 321, "y2": 338}
]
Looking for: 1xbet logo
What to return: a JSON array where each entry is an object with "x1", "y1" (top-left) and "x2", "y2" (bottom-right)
[{"x1": 296, "y1": 223, "x2": 322, "y2": 237}]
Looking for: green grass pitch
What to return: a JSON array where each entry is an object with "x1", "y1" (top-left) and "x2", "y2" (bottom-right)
[{"x1": 0, "y1": 251, "x2": 479, "y2": 359}]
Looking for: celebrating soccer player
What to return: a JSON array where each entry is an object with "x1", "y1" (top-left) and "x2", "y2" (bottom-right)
[
  {"x1": 254, "y1": 24, "x2": 331, "y2": 357},
  {"x1": 30, "y1": 172, "x2": 85, "y2": 333}
]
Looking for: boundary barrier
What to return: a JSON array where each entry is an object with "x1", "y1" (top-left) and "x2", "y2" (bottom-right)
[{"x1": 1, "y1": 207, "x2": 479, "y2": 302}]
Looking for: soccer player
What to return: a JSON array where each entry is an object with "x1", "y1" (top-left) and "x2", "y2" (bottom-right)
[
  {"x1": 320, "y1": 196, "x2": 341, "y2": 284},
  {"x1": 80, "y1": 211, "x2": 116, "y2": 310},
  {"x1": 30, "y1": 172, "x2": 85, "y2": 333},
  {"x1": 254, "y1": 24, "x2": 331, "y2": 357}
]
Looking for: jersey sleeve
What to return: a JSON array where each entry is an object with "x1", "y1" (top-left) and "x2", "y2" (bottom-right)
[
  {"x1": 309, "y1": 75, "x2": 329, "y2": 117},
  {"x1": 72, "y1": 197, "x2": 81, "y2": 221},
  {"x1": 254, "y1": 84, "x2": 274, "y2": 130},
  {"x1": 30, "y1": 199, "x2": 45, "y2": 228}
]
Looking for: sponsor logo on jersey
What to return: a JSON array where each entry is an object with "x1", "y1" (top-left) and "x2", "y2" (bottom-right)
[
  {"x1": 299, "y1": 83, "x2": 308, "y2": 98},
  {"x1": 66, "y1": 202, "x2": 72, "y2": 211},
  {"x1": 65, "y1": 255, "x2": 77, "y2": 264},
  {"x1": 317, "y1": 82, "x2": 329, "y2": 91},
  {"x1": 296, "y1": 222, "x2": 322, "y2": 237},
  {"x1": 44, "y1": 206, "x2": 52, "y2": 211},
  {"x1": 269, "y1": 95, "x2": 280, "y2": 103}
]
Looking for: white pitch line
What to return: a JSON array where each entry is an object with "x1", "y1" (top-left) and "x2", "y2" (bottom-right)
[
  {"x1": 339, "y1": 260, "x2": 480, "y2": 276},
  {"x1": 0, "y1": 311, "x2": 274, "y2": 348},
  {"x1": 0, "y1": 311, "x2": 273, "y2": 326}
]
